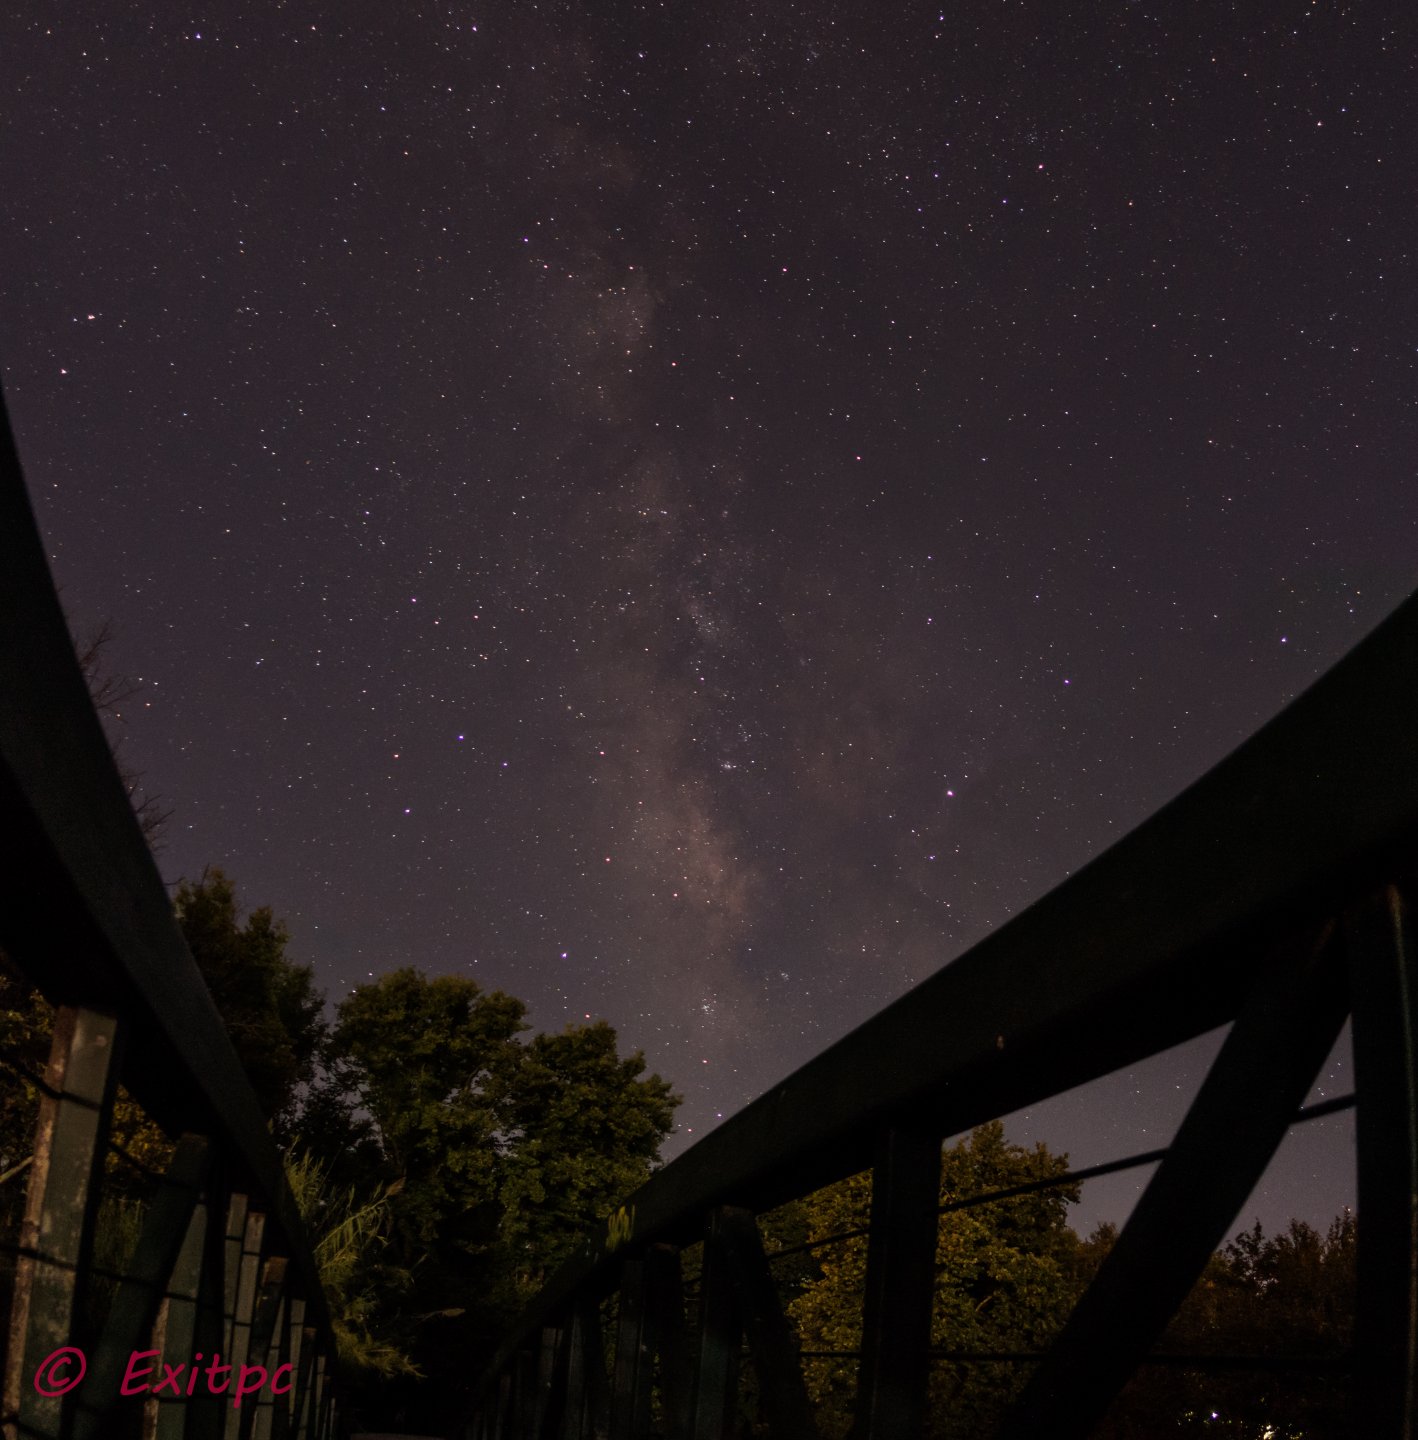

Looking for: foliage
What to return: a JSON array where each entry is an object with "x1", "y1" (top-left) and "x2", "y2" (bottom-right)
[
  {"x1": 317, "y1": 968, "x2": 679, "y2": 1428},
  {"x1": 499, "y1": 1020, "x2": 680, "y2": 1291},
  {"x1": 174, "y1": 869, "x2": 325, "y2": 1134},
  {"x1": 1097, "y1": 1213, "x2": 1356, "y2": 1438},
  {"x1": 0, "y1": 964, "x2": 169, "y2": 1211},
  {"x1": 788, "y1": 1123, "x2": 1081, "y2": 1440},
  {"x1": 284, "y1": 1149, "x2": 419, "y2": 1378}
]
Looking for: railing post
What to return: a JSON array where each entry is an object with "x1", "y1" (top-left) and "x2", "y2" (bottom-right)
[
  {"x1": 688, "y1": 1211, "x2": 741, "y2": 1440},
  {"x1": 609, "y1": 1260, "x2": 651, "y2": 1440},
  {"x1": 560, "y1": 1294, "x2": 606, "y2": 1440},
  {"x1": 493, "y1": 1368, "x2": 512, "y2": 1440},
  {"x1": 247, "y1": 1294, "x2": 285, "y2": 1440},
  {"x1": 290, "y1": 1322, "x2": 316, "y2": 1440},
  {"x1": 852, "y1": 1128, "x2": 941, "y2": 1440},
  {"x1": 1346, "y1": 884, "x2": 1418, "y2": 1437},
  {"x1": 144, "y1": 1187, "x2": 211, "y2": 1440},
  {"x1": 73, "y1": 1133, "x2": 211, "y2": 1440},
  {"x1": 189, "y1": 1179, "x2": 234, "y2": 1440},
  {"x1": 644, "y1": 1246, "x2": 689, "y2": 1440},
  {"x1": 1, "y1": 1005, "x2": 122, "y2": 1440},
  {"x1": 307, "y1": 1354, "x2": 327, "y2": 1440},
  {"x1": 223, "y1": 1205, "x2": 266, "y2": 1440},
  {"x1": 240, "y1": 1256, "x2": 286, "y2": 1440},
  {"x1": 273, "y1": 1298, "x2": 304, "y2": 1440}
]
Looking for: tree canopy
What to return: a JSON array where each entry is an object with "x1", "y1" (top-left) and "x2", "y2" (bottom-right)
[
  {"x1": 786, "y1": 1122, "x2": 1083, "y2": 1440},
  {"x1": 308, "y1": 967, "x2": 679, "y2": 1427},
  {"x1": 174, "y1": 869, "x2": 325, "y2": 1134}
]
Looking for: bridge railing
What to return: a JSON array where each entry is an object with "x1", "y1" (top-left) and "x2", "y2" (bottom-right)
[
  {"x1": 0, "y1": 395, "x2": 344, "y2": 1439},
  {"x1": 466, "y1": 586, "x2": 1418, "y2": 1438}
]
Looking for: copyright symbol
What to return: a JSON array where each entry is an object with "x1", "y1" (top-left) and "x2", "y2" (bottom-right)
[{"x1": 33, "y1": 1346, "x2": 86, "y2": 1397}]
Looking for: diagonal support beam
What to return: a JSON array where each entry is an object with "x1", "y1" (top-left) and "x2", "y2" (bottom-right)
[
  {"x1": 996, "y1": 925, "x2": 1349, "y2": 1440},
  {"x1": 713, "y1": 1208, "x2": 816, "y2": 1440},
  {"x1": 1346, "y1": 884, "x2": 1418, "y2": 1438}
]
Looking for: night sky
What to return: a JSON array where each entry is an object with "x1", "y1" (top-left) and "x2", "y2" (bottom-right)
[{"x1": 3, "y1": 2, "x2": 1414, "y2": 1236}]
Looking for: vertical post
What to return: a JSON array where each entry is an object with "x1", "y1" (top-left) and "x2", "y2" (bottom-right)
[
  {"x1": 289, "y1": 1323, "x2": 316, "y2": 1440},
  {"x1": 307, "y1": 1355, "x2": 326, "y2": 1440},
  {"x1": 1347, "y1": 885, "x2": 1418, "y2": 1438},
  {"x1": 239, "y1": 1258, "x2": 286, "y2": 1440},
  {"x1": 2, "y1": 1005, "x2": 121, "y2": 1440},
  {"x1": 533, "y1": 1326, "x2": 558, "y2": 1438},
  {"x1": 187, "y1": 1180, "x2": 232, "y2": 1440},
  {"x1": 576, "y1": 1300, "x2": 612, "y2": 1440},
  {"x1": 75, "y1": 1134, "x2": 210, "y2": 1440},
  {"x1": 493, "y1": 1370, "x2": 512, "y2": 1440},
  {"x1": 144, "y1": 1191, "x2": 211, "y2": 1440},
  {"x1": 560, "y1": 1296, "x2": 600, "y2": 1440},
  {"x1": 520, "y1": 1364, "x2": 533, "y2": 1440},
  {"x1": 609, "y1": 1261, "x2": 651, "y2": 1440},
  {"x1": 853, "y1": 1128, "x2": 942, "y2": 1440},
  {"x1": 276, "y1": 1300, "x2": 304, "y2": 1440},
  {"x1": 687, "y1": 1211, "x2": 741, "y2": 1440},
  {"x1": 221, "y1": 1196, "x2": 249, "y2": 1356},
  {"x1": 645, "y1": 1247, "x2": 690, "y2": 1440},
  {"x1": 248, "y1": 1295, "x2": 284, "y2": 1440},
  {"x1": 222, "y1": 1210, "x2": 267, "y2": 1440},
  {"x1": 534, "y1": 1322, "x2": 572, "y2": 1440}
]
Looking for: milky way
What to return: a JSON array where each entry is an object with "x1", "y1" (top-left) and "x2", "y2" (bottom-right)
[{"x1": 2, "y1": 1, "x2": 1413, "y2": 1231}]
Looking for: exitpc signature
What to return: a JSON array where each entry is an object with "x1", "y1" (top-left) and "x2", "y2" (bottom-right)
[{"x1": 32, "y1": 1347, "x2": 294, "y2": 1410}]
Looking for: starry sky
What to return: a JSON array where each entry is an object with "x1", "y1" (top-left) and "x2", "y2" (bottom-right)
[{"x1": 2, "y1": 1, "x2": 1414, "y2": 1237}]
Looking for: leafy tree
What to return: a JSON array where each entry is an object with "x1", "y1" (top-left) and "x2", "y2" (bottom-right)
[
  {"x1": 1097, "y1": 1213, "x2": 1355, "y2": 1439},
  {"x1": 787, "y1": 1123, "x2": 1081, "y2": 1440},
  {"x1": 174, "y1": 869, "x2": 325, "y2": 1133},
  {"x1": 284, "y1": 1150, "x2": 418, "y2": 1378},
  {"x1": 499, "y1": 1020, "x2": 680, "y2": 1292},
  {"x1": 316, "y1": 968, "x2": 679, "y2": 1431}
]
